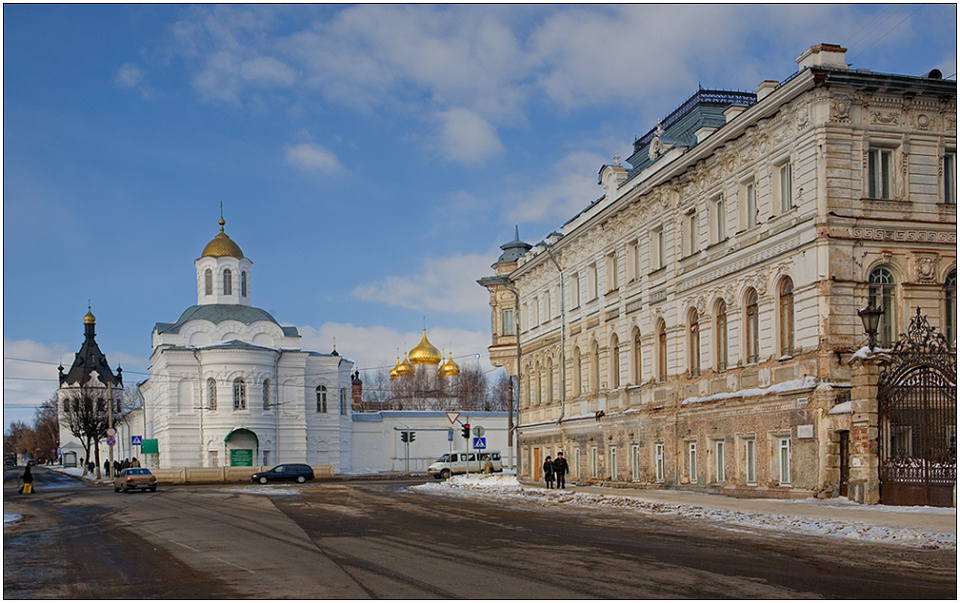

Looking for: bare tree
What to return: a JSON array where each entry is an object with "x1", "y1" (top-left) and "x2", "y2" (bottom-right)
[
  {"x1": 489, "y1": 372, "x2": 514, "y2": 413},
  {"x1": 456, "y1": 366, "x2": 489, "y2": 411},
  {"x1": 60, "y1": 382, "x2": 126, "y2": 478}
]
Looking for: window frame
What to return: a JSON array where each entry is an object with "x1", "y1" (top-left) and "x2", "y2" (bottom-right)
[
  {"x1": 869, "y1": 266, "x2": 898, "y2": 346},
  {"x1": 688, "y1": 441, "x2": 698, "y2": 484},
  {"x1": 716, "y1": 299, "x2": 728, "y2": 372},
  {"x1": 779, "y1": 277, "x2": 795, "y2": 356},
  {"x1": 745, "y1": 438, "x2": 757, "y2": 485},
  {"x1": 233, "y1": 378, "x2": 246, "y2": 411},
  {"x1": 316, "y1": 385, "x2": 327, "y2": 413},
  {"x1": 868, "y1": 147, "x2": 894, "y2": 200},
  {"x1": 688, "y1": 308, "x2": 700, "y2": 376},
  {"x1": 745, "y1": 288, "x2": 759, "y2": 364},
  {"x1": 715, "y1": 439, "x2": 726, "y2": 483}
]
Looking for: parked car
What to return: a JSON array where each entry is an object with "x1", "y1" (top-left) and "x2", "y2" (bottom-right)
[
  {"x1": 428, "y1": 451, "x2": 503, "y2": 479},
  {"x1": 251, "y1": 463, "x2": 314, "y2": 484},
  {"x1": 114, "y1": 468, "x2": 157, "y2": 493}
]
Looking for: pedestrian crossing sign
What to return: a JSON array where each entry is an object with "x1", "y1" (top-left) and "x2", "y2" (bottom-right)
[
  {"x1": 131, "y1": 435, "x2": 143, "y2": 446},
  {"x1": 473, "y1": 437, "x2": 486, "y2": 449}
]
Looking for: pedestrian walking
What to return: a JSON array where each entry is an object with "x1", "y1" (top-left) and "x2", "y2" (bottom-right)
[
  {"x1": 130, "y1": 457, "x2": 141, "y2": 468},
  {"x1": 19, "y1": 465, "x2": 34, "y2": 494},
  {"x1": 553, "y1": 452, "x2": 569, "y2": 489},
  {"x1": 104, "y1": 460, "x2": 111, "y2": 478},
  {"x1": 542, "y1": 455, "x2": 555, "y2": 489}
]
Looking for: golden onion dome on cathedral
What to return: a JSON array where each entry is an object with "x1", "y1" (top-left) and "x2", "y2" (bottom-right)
[
  {"x1": 390, "y1": 358, "x2": 400, "y2": 381},
  {"x1": 84, "y1": 309, "x2": 96, "y2": 324},
  {"x1": 201, "y1": 218, "x2": 244, "y2": 259},
  {"x1": 396, "y1": 354, "x2": 417, "y2": 377},
  {"x1": 439, "y1": 353, "x2": 461, "y2": 377},
  {"x1": 408, "y1": 330, "x2": 442, "y2": 365}
]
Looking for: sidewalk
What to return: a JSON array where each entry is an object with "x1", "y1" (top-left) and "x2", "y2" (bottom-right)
[{"x1": 562, "y1": 483, "x2": 956, "y2": 535}]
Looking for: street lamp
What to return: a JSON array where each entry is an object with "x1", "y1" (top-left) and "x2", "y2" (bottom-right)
[{"x1": 858, "y1": 303, "x2": 884, "y2": 351}]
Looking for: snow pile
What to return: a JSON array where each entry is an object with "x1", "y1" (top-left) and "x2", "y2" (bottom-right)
[
  {"x1": 681, "y1": 376, "x2": 819, "y2": 406},
  {"x1": 4, "y1": 514, "x2": 23, "y2": 524},
  {"x1": 413, "y1": 475, "x2": 955, "y2": 549}
]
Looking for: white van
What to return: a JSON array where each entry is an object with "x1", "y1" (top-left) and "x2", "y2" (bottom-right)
[{"x1": 428, "y1": 451, "x2": 502, "y2": 479}]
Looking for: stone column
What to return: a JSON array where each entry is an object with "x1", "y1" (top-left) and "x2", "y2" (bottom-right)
[{"x1": 847, "y1": 354, "x2": 883, "y2": 504}]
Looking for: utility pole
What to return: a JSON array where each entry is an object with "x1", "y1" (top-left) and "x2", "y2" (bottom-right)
[{"x1": 107, "y1": 382, "x2": 114, "y2": 480}]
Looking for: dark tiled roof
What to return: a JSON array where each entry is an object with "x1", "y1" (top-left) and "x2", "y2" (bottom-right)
[{"x1": 155, "y1": 304, "x2": 299, "y2": 337}]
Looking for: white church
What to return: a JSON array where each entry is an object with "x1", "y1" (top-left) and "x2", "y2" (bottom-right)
[{"x1": 136, "y1": 217, "x2": 355, "y2": 469}]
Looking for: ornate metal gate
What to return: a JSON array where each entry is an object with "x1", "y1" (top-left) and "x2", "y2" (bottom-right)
[{"x1": 877, "y1": 310, "x2": 957, "y2": 507}]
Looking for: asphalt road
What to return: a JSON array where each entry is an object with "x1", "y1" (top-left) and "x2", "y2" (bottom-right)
[{"x1": 3, "y1": 470, "x2": 956, "y2": 599}]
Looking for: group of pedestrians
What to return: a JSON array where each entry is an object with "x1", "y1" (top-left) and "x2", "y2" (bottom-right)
[
  {"x1": 541, "y1": 452, "x2": 569, "y2": 489},
  {"x1": 104, "y1": 457, "x2": 140, "y2": 478}
]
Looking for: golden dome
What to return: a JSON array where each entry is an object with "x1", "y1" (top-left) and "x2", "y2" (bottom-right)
[
  {"x1": 439, "y1": 353, "x2": 460, "y2": 377},
  {"x1": 390, "y1": 357, "x2": 401, "y2": 381},
  {"x1": 84, "y1": 309, "x2": 96, "y2": 324},
  {"x1": 409, "y1": 329, "x2": 442, "y2": 365},
  {"x1": 396, "y1": 354, "x2": 416, "y2": 377},
  {"x1": 201, "y1": 218, "x2": 244, "y2": 259}
]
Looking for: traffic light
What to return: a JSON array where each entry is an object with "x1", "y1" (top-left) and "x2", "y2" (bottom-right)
[
  {"x1": 409, "y1": 431, "x2": 415, "y2": 442},
  {"x1": 400, "y1": 431, "x2": 409, "y2": 443},
  {"x1": 461, "y1": 423, "x2": 470, "y2": 439}
]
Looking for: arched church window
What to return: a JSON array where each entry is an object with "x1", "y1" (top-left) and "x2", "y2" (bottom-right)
[
  {"x1": 241, "y1": 271, "x2": 248, "y2": 298},
  {"x1": 233, "y1": 378, "x2": 246, "y2": 410},
  {"x1": 262, "y1": 379, "x2": 271, "y2": 410},
  {"x1": 689, "y1": 309, "x2": 700, "y2": 376},
  {"x1": 205, "y1": 269, "x2": 213, "y2": 296},
  {"x1": 223, "y1": 269, "x2": 233, "y2": 296},
  {"x1": 316, "y1": 385, "x2": 327, "y2": 413},
  {"x1": 868, "y1": 266, "x2": 897, "y2": 346},
  {"x1": 207, "y1": 378, "x2": 217, "y2": 410}
]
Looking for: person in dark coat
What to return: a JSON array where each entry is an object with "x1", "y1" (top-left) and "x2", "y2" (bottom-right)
[
  {"x1": 542, "y1": 456, "x2": 555, "y2": 489},
  {"x1": 553, "y1": 452, "x2": 569, "y2": 489},
  {"x1": 20, "y1": 465, "x2": 34, "y2": 494},
  {"x1": 104, "y1": 460, "x2": 111, "y2": 478}
]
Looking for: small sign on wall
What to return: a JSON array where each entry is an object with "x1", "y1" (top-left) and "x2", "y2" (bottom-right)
[{"x1": 797, "y1": 424, "x2": 814, "y2": 439}]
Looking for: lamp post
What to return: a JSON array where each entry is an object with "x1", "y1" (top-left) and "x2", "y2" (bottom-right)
[{"x1": 858, "y1": 303, "x2": 884, "y2": 351}]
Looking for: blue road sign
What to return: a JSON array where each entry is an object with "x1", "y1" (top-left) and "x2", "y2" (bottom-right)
[
  {"x1": 447, "y1": 429, "x2": 453, "y2": 442},
  {"x1": 473, "y1": 437, "x2": 486, "y2": 450},
  {"x1": 106, "y1": 437, "x2": 116, "y2": 447},
  {"x1": 131, "y1": 435, "x2": 143, "y2": 446}
]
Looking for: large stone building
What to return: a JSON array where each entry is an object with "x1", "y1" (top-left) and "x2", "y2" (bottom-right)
[
  {"x1": 480, "y1": 44, "x2": 956, "y2": 503},
  {"x1": 137, "y1": 217, "x2": 355, "y2": 469}
]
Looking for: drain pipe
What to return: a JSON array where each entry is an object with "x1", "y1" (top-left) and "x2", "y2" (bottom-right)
[{"x1": 544, "y1": 244, "x2": 566, "y2": 425}]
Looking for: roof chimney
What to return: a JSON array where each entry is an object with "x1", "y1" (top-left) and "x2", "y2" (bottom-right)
[
  {"x1": 796, "y1": 44, "x2": 848, "y2": 70},
  {"x1": 755, "y1": 80, "x2": 779, "y2": 101}
]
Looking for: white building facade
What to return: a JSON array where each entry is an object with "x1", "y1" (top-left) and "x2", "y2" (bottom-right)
[
  {"x1": 481, "y1": 44, "x2": 956, "y2": 502},
  {"x1": 138, "y1": 218, "x2": 354, "y2": 469}
]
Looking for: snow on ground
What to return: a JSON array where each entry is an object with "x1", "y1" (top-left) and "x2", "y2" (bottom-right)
[
  {"x1": 412, "y1": 474, "x2": 956, "y2": 549},
  {"x1": 4, "y1": 514, "x2": 23, "y2": 524}
]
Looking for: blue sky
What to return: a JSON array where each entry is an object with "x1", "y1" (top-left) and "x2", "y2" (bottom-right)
[{"x1": 4, "y1": 4, "x2": 956, "y2": 429}]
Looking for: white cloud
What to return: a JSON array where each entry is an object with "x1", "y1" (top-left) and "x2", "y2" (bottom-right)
[
  {"x1": 283, "y1": 142, "x2": 343, "y2": 173},
  {"x1": 436, "y1": 108, "x2": 504, "y2": 164},
  {"x1": 115, "y1": 63, "x2": 145, "y2": 89},
  {"x1": 351, "y1": 253, "x2": 493, "y2": 315},
  {"x1": 3, "y1": 339, "x2": 72, "y2": 427},
  {"x1": 505, "y1": 150, "x2": 606, "y2": 224},
  {"x1": 295, "y1": 322, "x2": 494, "y2": 377}
]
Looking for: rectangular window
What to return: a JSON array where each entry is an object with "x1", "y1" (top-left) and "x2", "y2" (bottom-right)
[
  {"x1": 590, "y1": 446, "x2": 598, "y2": 478},
  {"x1": 745, "y1": 438, "x2": 756, "y2": 485},
  {"x1": 571, "y1": 273, "x2": 581, "y2": 307},
  {"x1": 650, "y1": 227, "x2": 666, "y2": 271},
  {"x1": 262, "y1": 450, "x2": 271, "y2": 467},
  {"x1": 868, "y1": 148, "x2": 894, "y2": 199},
  {"x1": 587, "y1": 264, "x2": 599, "y2": 300},
  {"x1": 208, "y1": 450, "x2": 219, "y2": 467},
  {"x1": 745, "y1": 182, "x2": 757, "y2": 228},
  {"x1": 688, "y1": 442, "x2": 698, "y2": 484},
  {"x1": 655, "y1": 443, "x2": 665, "y2": 482},
  {"x1": 627, "y1": 241, "x2": 641, "y2": 282},
  {"x1": 715, "y1": 440, "x2": 725, "y2": 483},
  {"x1": 779, "y1": 162, "x2": 793, "y2": 213},
  {"x1": 712, "y1": 195, "x2": 725, "y2": 243},
  {"x1": 573, "y1": 448, "x2": 581, "y2": 479},
  {"x1": 609, "y1": 446, "x2": 618, "y2": 480},
  {"x1": 631, "y1": 444, "x2": 640, "y2": 482},
  {"x1": 502, "y1": 309, "x2": 514, "y2": 336},
  {"x1": 685, "y1": 210, "x2": 699, "y2": 255},
  {"x1": 945, "y1": 152, "x2": 957, "y2": 205},
  {"x1": 779, "y1": 437, "x2": 791, "y2": 485},
  {"x1": 605, "y1": 252, "x2": 619, "y2": 291}
]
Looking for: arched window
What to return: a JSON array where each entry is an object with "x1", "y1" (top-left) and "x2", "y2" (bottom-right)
[
  {"x1": 869, "y1": 267, "x2": 897, "y2": 346},
  {"x1": 207, "y1": 378, "x2": 217, "y2": 410},
  {"x1": 223, "y1": 269, "x2": 233, "y2": 296},
  {"x1": 745, "y1": 289, "x2": 759, "y2": 364},
  {"x1": 233, "y1": 378, "x2": 246, "y2": 410},
  {"x1": 573, "y1": 346, "x2": 582, "y2": 395},
  {"x1": 779, "y1": 277, "x2": 795, "y2": 356},
  {"x1": 715, "y1": 300, "x2": 728, "y2": 372},
  {"x1": 204, "y1": 269, "x2": 213, "y2": 296},
  {"x1": 632, "y1": 328, "x2": 642, "y2": 385},
  {"x1": 945, "y1": 269, "x2": 957, "y2": 348},
  {"x1": 610, "y1": 334, "x2": 620, "y2": 389},
  {"x1": 316, "y1": 385, "x2": 327, "y2": 413},
  {"x1": 689, "y1": 309, "x2": 700, "y2": 376},
  {"x1": 262, "y1": 379, "x2": 271, "y2": 410},
  {"x1": 241, "y1": 271, "x2": 248, "y2": 298},
  {"x1": 534, "y1": 362, "x2": 542, "y2": 406},
  {"x1": 657, "y1": 320, "x2": 667, "y2": 382}
]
